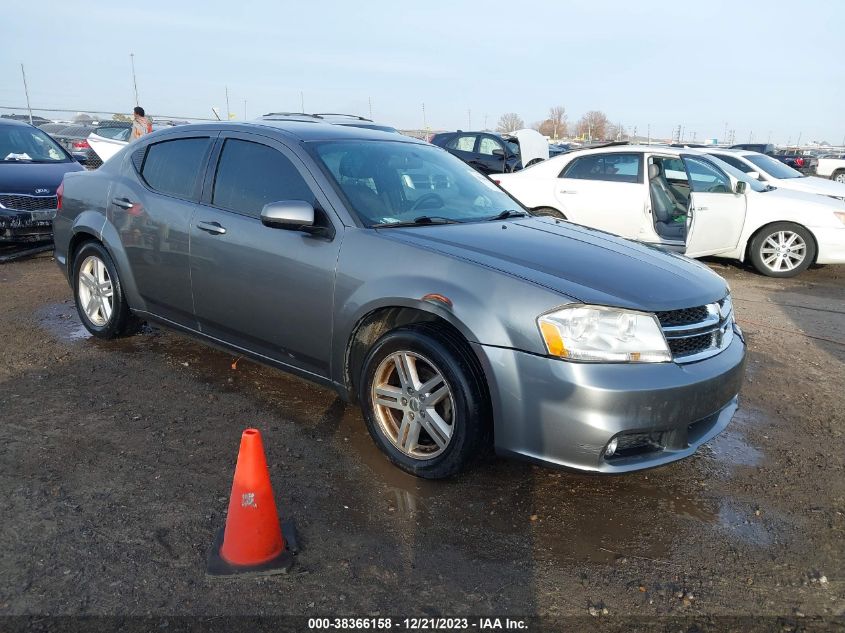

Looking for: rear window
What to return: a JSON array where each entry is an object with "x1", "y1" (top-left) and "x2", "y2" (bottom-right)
[
  {"x1": 561, "y1": 153, "x2": 642, "y2": 183},
  {"x1": 140, "y1": 137, "x2": 210, "y2": 199}
]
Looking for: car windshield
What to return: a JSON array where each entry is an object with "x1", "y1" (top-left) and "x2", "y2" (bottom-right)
[
  {"x1": 312, "y1": 140, "x2": 523, "y2": 226},
  {"x1": 0, "y1": 126, "x2": 69, "y2": 163},
  {"x1": 703, "y1": 155, "x2": 768, "y2": 192},
  {"x1": 746, "y1": 154, "x2": 803, "y2": 179}
]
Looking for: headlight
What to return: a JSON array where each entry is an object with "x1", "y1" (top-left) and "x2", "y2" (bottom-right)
[
  {"x1": 834, "y1": 211, "x2": 845, "y2": 226},
  {"x1": 538, "y1": 305, "x2": 671, "y2": 363}
]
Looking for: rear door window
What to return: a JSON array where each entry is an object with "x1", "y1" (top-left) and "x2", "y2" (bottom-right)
[
  {"x1": 212, "y1": 138, "x2": 314, "y2": 218},
  {"x1": 446, "y1": 135, "x2": 477, "y2": 153},
  {"x1": 560, "y1": 153, "x2": 642, "y2": 183},
  {"x1": 140, "y1": 137, "x2": 210, "y2": 199}
]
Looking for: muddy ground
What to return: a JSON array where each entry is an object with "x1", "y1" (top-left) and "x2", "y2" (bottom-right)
[{"x1": 0, "y1": 254, "x2": 843, "y2": 627}]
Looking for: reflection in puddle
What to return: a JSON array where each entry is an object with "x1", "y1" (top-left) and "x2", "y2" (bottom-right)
[
  {"x1": 37, "y1": 303, "x2": 91, "y2": 341},
  {"x1": 708, "y1": 428, "x2": 763, "y2": 467}
]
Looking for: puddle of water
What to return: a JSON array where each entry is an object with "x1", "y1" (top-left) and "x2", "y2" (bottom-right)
[
  {"x1": 37, "y1": 303, "x2": 91, "y2": 341},
  {"x1": 707, "y1": 427, "x2": 763, "y2": 468}
]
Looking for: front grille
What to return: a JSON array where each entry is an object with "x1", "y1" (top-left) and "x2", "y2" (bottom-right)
[
  {"x1": 660, "y1": 297, "x2": 733, "y2": 363},
  {"x1": 668, "y1": 332, "x2": 714, "y2": 357},
  {"x1": 656, "y1": 306, "x2": 709, "y2": 328},
  {"x1": 0, "y1": 194, "x2": 58, "y2": 212}
]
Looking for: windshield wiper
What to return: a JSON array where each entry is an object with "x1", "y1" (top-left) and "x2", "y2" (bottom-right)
[
  {"x1": 375, "y1": 215, "x2": 463, "y2": 228},
  {"x1": 487, "y1": 209, "x2": 528, "y2": 221}
]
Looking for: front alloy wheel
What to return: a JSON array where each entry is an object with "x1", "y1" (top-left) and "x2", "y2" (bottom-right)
[
  {"x1": 371, "y1": 351, "x2": 455, "y2": 459},
  {"x1": 749, "y1": 222, "x2": 815, "y2": 278},
  {"x1": 359, "y1": 325, "x2": 490, "y2": 479}
]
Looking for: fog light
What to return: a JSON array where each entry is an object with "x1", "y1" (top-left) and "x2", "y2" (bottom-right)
[{"x1": 605, "y1": 437, "x2": 618, "y2": 457}]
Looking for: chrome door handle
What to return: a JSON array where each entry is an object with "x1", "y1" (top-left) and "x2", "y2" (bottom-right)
[
  {"x1": 112, "y1": 197, "x2": 134, "y2": 209},
  {"x1": 691, "y1": 206, "x2": 709, "y2": 211},
  {"x1": 196, "y1": 220, "x2": 227, "y2": 235},
  {"x1": 558, "y1": 190, "x2": 577, "y2": 194}
]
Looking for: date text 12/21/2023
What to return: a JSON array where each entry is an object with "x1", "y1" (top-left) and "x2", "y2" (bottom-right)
[{"x1": 307, "y1": 617, "x2": 528, "y2": 630}]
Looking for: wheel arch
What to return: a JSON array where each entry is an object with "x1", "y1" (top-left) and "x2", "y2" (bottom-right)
[{"x1": 341, "y1": 302, "x2": 483, "y2": 404}]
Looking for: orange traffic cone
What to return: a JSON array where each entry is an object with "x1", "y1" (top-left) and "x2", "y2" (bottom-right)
[{"x1": 207, "y1": 428, "x2": 298, "y2": 576}]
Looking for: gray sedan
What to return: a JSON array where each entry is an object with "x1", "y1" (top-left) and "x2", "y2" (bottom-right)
[{"x1": 53, "y1": 121, "x2": 746, "y2": 478}]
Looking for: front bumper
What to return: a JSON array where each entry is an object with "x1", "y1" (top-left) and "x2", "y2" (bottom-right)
[
  {"x1": 813, "y1": 226, "x2": 845, "y2": 264},
  {"x1": 473, "y1": 325, "x2": 747, "y2": 473},
  {"x1": 0, "y1": 209, "x2": 55, "y2": 243}
]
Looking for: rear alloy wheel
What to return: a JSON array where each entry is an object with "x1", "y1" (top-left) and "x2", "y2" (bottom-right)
[
  {"x1": 73, "y1": 241, "x2": 139, "y2": 338},
  {"x1": 833, "y1": 170, "x2": 845, "y2": 184},
  {"x1": 749, "y1": 222, "x2": 815, "y2": 278},
  {"x1": 359, "y1": 325, "x2": 489, "y2": 478}
]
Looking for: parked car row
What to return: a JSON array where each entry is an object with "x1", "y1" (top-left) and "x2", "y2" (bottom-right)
[
  {"x1": 429, "y1": 129, "x2": 551, "y2": 175},
  {"x1": 491, "y1": 144, "x2": 845, "y2": 277},
  {"x1": 54, "y1": 119, "x2": 747, "y2": 479}
]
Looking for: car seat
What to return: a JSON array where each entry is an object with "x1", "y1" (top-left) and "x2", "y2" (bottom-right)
[{"x1": 648, "y1": 162, "x2": 686, "y2": 240}]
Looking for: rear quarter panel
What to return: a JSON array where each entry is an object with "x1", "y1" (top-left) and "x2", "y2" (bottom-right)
[{"x1": 53, "y1": 168, "x2": 112, "y2": 276}]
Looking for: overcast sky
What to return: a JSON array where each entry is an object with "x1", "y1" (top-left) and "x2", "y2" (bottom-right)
[{"x1": 2, "y1": 1, "x2": 843, "y2": 144}]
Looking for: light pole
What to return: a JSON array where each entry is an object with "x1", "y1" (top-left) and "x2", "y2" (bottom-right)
[
  {"x1": 20, "y1": 64, "x2": 33, "y2": 125},
  {"x1": 130, "y1": 53, "x2": 139, "y2": 106}
]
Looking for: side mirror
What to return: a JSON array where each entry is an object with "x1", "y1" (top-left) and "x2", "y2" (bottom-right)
[
  {"x1": 492, "y1": 148, "x2": 505, "y2": 158},
  {"x1": 71, "y1": 152, "x2": 89, "y2": 165},
  {"x1": 735, "y1": 181, "x2": 747, "y2": 194},
  {"x1": 747, "y1": 171, "x2": 761, "y2": 181},
  {"x1": 260, "y1": 200, "x2": 315, "y2": 230}
]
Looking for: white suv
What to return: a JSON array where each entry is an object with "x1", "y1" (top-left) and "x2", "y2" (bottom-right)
[{"x1": 493, "y1": 145, "x2": 845, "y2": 277}]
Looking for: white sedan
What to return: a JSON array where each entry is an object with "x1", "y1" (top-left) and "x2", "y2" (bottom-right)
[
  {"x1": 492, "y1": 145, "x2": 845, "y2": 277},
  {"x1": 702, "y1": 148, "x2": 845, "y2": 202}
]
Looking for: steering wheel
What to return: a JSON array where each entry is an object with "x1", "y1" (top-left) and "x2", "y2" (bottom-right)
[
  {"x1": 410, "y1": 193, "x2": 445, "y2": 212},
  {"x1": 710, "y1": 184, "x2": 729, "y2": 193}
]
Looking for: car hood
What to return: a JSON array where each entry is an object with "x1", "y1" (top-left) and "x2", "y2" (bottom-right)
[
  {"x1": 773, "y1": 175, "x2": 845, "y2": 199},
  {"x1": 0, "y1": 161, "x2": 84, "y2": 195},
  {"x1": 384, "y1": 217, "x2": 728, "y2": 311},
  {"x1": 510, "y1": 128, "x2": 549, "y2": 166}
]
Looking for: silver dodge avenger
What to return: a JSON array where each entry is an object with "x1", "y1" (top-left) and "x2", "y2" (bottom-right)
[{"x1": 53, "y1": 121, "x2": 746, "y2": 478}]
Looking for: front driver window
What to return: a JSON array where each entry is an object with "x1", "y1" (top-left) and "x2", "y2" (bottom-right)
[
  {"x1": 683, "y1": 156, "x2": 732, "y2": 193},
  {"x1": 478, "y1": 137, "x2": 503, "y2": 156}
]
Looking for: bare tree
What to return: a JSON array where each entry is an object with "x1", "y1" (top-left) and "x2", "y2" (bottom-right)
[
  {"x1": 533, "y1": 119, "x2": 556, "y2": 137},
  {"x1": 606, "y1": 122, "x2": 627, "y2": 141},
  {"x1": 548, "y1": 106, "x2": 567, "y2": 139},
  {"x1": 576, "y1": 110, "x2": 610, "y2": 141},
  {"x1": 496, "y1": 112, "x2": 525, "y2": 134}
]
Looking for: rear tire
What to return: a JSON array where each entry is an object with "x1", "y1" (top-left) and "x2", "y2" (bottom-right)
[
  {"x1": 358, "y1": 324, "x2": 490, "y2": 479},
  {"x1": 749, "y1": 222, "x2": 815, "y2": 278},
  {"x1": 72, "y1": 241, "x2": 140, "y2": 338},
  {"x1": 832, "y1": 170, "x2": 845, "y2": 184}
]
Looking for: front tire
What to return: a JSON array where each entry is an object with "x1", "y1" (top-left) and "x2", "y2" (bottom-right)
[
  {"x1": 532, "y1": 206, "x2": 567, "y2": 220},
  {"x1": 749, "y1": 222, "x2": 815, "y2": 278},
  {"x1": 72, "y1": 241, "x2": 139, "y2": 338},
  {"x1": 358, "y1": 325, "x2": 490, "y2": 479}
]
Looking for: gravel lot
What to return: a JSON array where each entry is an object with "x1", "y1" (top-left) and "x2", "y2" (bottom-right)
[{"x1": 0, "y1": 254, "x2": 843, "y2": 626}]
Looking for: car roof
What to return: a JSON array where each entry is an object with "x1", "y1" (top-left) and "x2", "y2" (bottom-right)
[
  {"x1": 158, "y1": 120, "x2": 424, "y2": 144},
  {"x1": 0, "y1": 117, "x2": 35, "y2": 128}
]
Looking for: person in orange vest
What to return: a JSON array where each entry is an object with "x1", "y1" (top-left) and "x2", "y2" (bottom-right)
[{"x1": 131, "y1": 106, "x2": 153, "y2": 140}]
